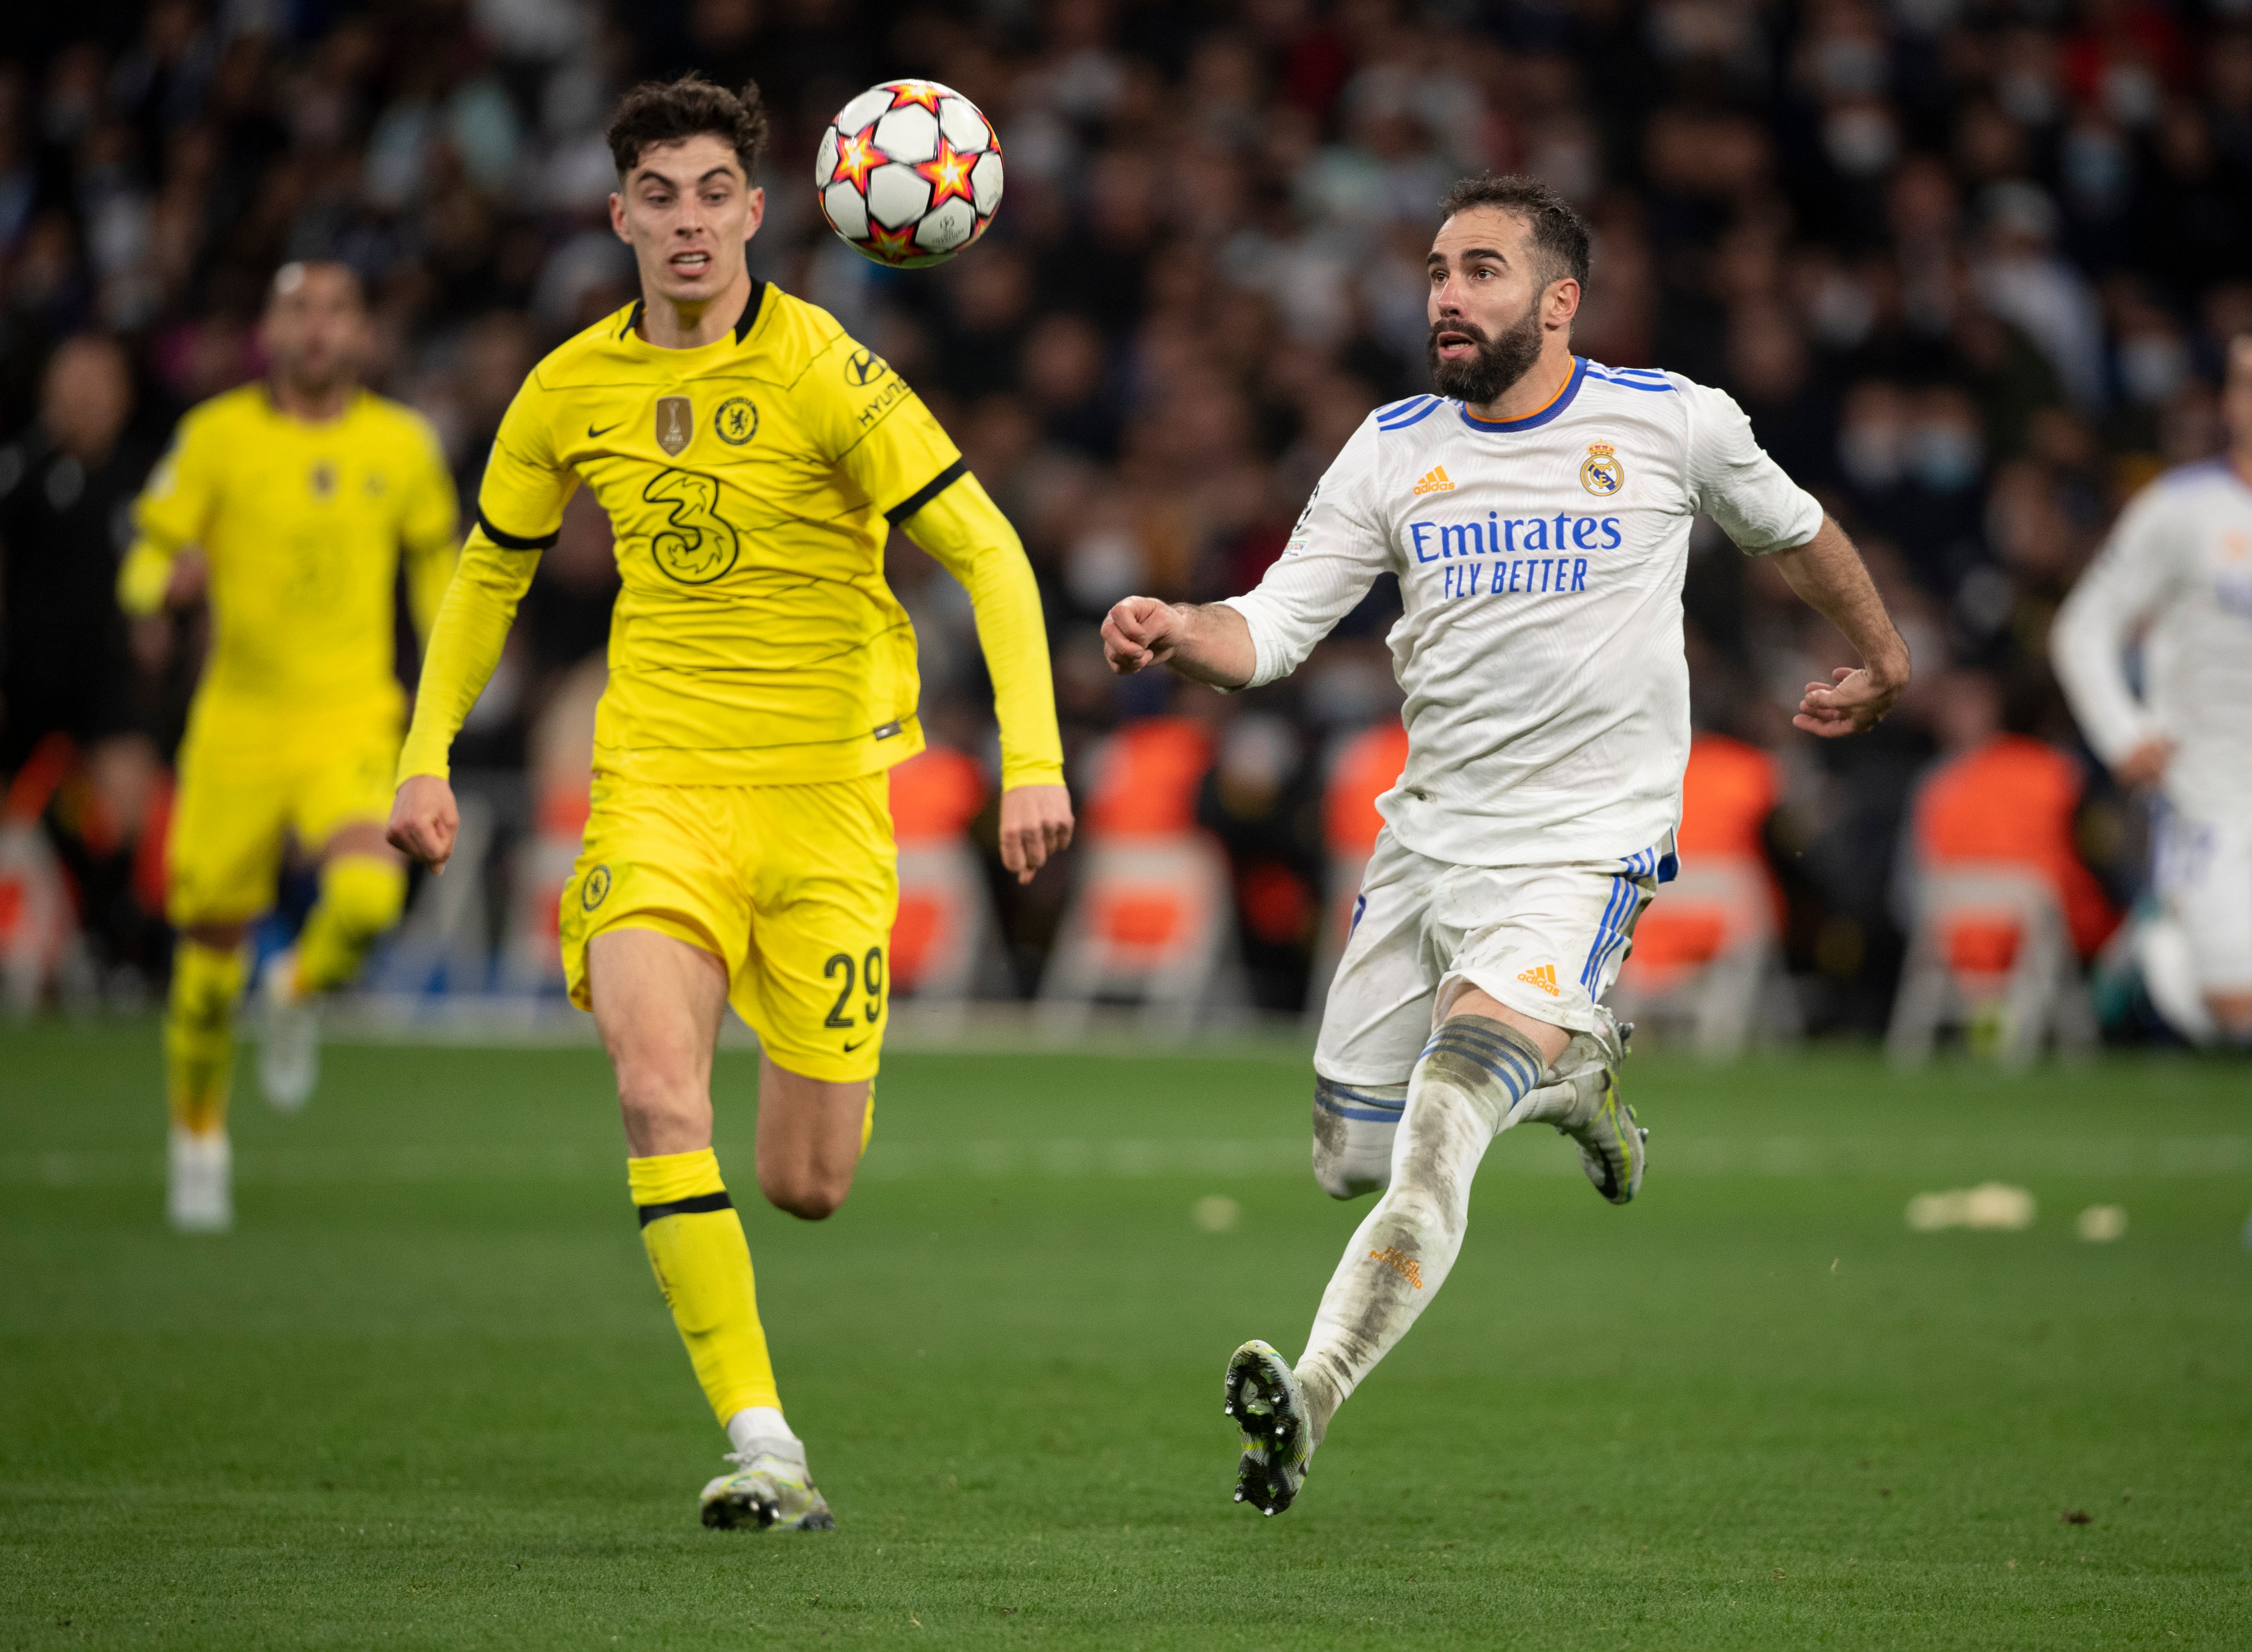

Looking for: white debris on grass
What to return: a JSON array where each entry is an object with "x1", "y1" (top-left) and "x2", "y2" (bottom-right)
[
  {"x1": 1193, "y1": 1194, "x2": 1242, "y2": 1233},
  {"x1": 2075, "y1": 1204, "x2": 2128, "y2": 1242},
  {"x1": 1905, "y1": 1183, "x2": 2037, "y2": 1232}
]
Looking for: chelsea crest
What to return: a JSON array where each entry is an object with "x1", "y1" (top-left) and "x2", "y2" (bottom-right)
[{"x1": 1580, "y1": 441, "x2": 1623, "y2": 496}]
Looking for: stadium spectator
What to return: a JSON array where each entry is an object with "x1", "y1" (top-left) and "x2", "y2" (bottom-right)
[{"x1": 0, "y1": 0, "x2": 2246, "y2": 1030}]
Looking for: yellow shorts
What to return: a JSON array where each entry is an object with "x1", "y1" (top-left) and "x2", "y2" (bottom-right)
[
  {"x1": 560, "y1": 773, "x2": 898, "y2": 1084},
  {"x1": 167, "y1": 725, "x2": 399, "y2": 927}
]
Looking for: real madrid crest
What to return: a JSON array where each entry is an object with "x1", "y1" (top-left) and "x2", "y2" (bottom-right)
[
  {"x1": 655, "y1": 396, "x2": 694, "y2": 457},
  {"x1": 1580, "y1": 442, "x2": 1622, "y2": 496}
]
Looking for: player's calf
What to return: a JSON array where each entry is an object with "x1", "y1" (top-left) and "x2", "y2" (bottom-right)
[
  {"x1": 1310, "y1": 1077, "x2": 1405, "y2": 1198},
  {"x1": 260, "y1": 854, "x2": 406, "y2": 1112},
  {"x1": 165, "y1": 935, "x2": 245, "y2": 1231}
]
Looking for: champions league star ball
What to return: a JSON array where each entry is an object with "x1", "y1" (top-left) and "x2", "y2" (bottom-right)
[{"x1": 816, "y1": 79, "x2": 1003, "y2": 268}]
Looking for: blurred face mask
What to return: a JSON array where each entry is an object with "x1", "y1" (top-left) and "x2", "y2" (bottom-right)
[
  {"x1": 2119, "y1": 334, "x2": 2189, "y2": 406},
  {"x1": 1907, "y1": 421, "x2": 1984, "y2": 492},
  {"x1": 1823, "y1": 105, "x2": 1899, "y2": 178}
]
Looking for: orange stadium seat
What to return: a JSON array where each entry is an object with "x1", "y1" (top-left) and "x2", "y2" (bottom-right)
[
  {"x1": 1886, "y1": 736, "x2": 2113, "y2": 1069},
  {"x1": 1305, "y1": 719, "x2": 1409, "y2": 1022},
  {"x1": 887, "y1": 744, "x2": 998, "y2": 1009},
  {"x1": 0, "y1": 737, "x2": 79, "y2": 1014},
  {"x1": 1612, "y1": 733, "x2": 1796, "y2": 1056},
  {"x1": 1039, "y1": 716, "x2": 1239, "y2": 1031}
]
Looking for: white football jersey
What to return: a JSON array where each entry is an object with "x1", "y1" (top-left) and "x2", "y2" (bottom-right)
[
  {"x1": 2051, "y1": 459, "x2": 2252, "y2": 821},
  {"x1": 1223, "y1": 358, "x2": 1824, "y2": 868}
]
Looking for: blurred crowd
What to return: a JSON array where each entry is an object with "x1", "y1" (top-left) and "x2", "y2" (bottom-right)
[{"x1": 1, "y1": 0, "x2": 2247, "y2": 1028}]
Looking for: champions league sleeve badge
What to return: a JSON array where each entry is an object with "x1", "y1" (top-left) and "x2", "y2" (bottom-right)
[{"x1": 1580, "y1": 442, "x2": 1623, "y2": 496}]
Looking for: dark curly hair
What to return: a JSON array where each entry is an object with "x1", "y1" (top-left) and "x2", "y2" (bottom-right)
[
  {"x1": 605, "y1": 74, "x2": 771, "y2": 181},
  {"x1": 1437, "y1": 173, "x2": 1591, "y2": 290}
]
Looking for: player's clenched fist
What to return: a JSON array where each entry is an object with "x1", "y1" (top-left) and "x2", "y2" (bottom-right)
[
  {"x1": 387, "y1": 774, "x2": 460, "y2": 874},
  {"x1": 997, "y1": 783, "x2": 1075, "y2": 885},
  {"x1": 1101, "y1": 595, "x2": 1180, "y2": 675}
]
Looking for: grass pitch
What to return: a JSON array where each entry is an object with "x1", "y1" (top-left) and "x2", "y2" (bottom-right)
[{"x1": 2, "y1": 1024, "x2": 2248, "y2": 1649}]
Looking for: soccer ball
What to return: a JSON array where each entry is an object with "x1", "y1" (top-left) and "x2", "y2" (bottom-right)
[{"x1": 815, "y1": 79, "x2": 1004, "y2": 268}]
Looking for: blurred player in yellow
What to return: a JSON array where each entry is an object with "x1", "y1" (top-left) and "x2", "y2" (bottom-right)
[
  {"x1": 121, "y1": 261, "x2": 459, "y2": 1233},
  {"x1": 386, "y1": 77, "x2": 1072, "y2": 1531}
]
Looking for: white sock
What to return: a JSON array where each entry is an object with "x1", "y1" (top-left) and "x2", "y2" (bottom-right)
[
  {"x1": 725, "y1": 1405, "x2": 798, "y2": 1456},
  {"x1": 1295, "y1": 1016, "x2": 1547, "y2": 1445}
]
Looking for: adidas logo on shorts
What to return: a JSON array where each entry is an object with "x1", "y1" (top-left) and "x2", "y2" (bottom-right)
[
  {"x1": 1516, "y1": 963, "x2": 1560, "y2": 996},
  {"x1": 1411, "y1": 465, "x2": 1454, "y2": 495}
]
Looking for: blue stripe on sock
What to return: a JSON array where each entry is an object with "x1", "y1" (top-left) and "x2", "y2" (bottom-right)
[{"x1": 1420, "y1": 1025, "x2": 1540, "y2": 1098}]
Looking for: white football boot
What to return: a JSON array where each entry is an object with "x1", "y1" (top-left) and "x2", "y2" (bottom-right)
[
  {"x1": 698, "y1": 1438, "x2": 835, "y2": 1531},
  {"x1": 1514, "y1": 1006, "x2": 1646, "y2": 1204},
  {"x1": 167, "y1": 1125, "x2": 233, "y2": 1233},
  {"x1": 257, "y1": 949, "x2": 318, "y2": 1113},
  {"x1": 1224, "y1": 1340, "x2": 1313, "y2": 1516}
]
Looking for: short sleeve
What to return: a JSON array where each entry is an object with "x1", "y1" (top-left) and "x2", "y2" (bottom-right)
[
  {"x1": 1680, "y1": 379, "x2": 1824, "y2": 556},
  {"x1": 797, "y1": 337, "x2": 964, "y2": 520},
  {"x1": 475, "y1": 377, "x2": 575, "y2": 548}
]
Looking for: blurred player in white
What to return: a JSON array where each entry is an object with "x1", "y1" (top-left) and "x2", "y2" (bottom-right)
[
  {"x1": 2052, "y1": 336, "x2": 2252, "y2": 1047},
  {"x1": 1103, "y1": 174, "x2": 1911, "y2": 1515}
]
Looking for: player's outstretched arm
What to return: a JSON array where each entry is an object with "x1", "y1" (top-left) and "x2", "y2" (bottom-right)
[
  {"x1": 895, "y1": 473, "x2": 1076, "y2": 884},
  {"x1": 1101, "y1": 597, "x2": 1258, "y2": 689},
  {"x1": 1767, "y1": 516, "x2": 1912, "y2": 738},
  {"x1": 388, "y1": 530, "x2": 544, "y2": 872}
]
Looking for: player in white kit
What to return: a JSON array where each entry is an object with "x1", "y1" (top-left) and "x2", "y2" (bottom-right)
[
  {"x1": 2052, "y1": 336, "x2": 2252, "y2": 1047},
  {"x1": 1102, "y1": 175, "x2": 1911, "y2": 1515}
]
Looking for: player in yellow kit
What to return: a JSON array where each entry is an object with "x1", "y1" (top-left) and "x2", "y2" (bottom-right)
[
  {"x1": 121, "y1": 260, "x2": 459, "y2": 1233},
  {"x1": 387, "y1": 76, "x2": 1072, "y2": 1530}
]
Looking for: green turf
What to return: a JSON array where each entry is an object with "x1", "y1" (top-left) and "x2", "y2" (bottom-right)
[{"x1": 2, "y1": 1024, "x2": 2249, "y2": 1649}]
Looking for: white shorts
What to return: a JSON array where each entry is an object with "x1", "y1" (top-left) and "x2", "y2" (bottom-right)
[
  {"x1": 1315, "y1": 827, "x2": 1673, "y2": 1087},
  {"x1": 2155, "y1": 806, "x2": 2252, "y2": 991}
]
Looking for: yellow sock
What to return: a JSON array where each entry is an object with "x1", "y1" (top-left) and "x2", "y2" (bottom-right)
[
  {"x1": 294, "y1": 855, "x2": 405, "y2": 994},
  {"x1": 166, "y1": 939, "x2": 245, "y2": 1137},
  {"x1": 629, "y1": 1148, "x2": 780, "y2": 1423}
]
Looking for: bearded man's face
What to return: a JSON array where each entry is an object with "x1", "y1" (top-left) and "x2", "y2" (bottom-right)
[{"x1": 1426, "y1": 292, "x2": 1545, "y2": 404}]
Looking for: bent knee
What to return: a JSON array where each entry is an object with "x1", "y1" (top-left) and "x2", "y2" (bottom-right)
[
  {"x1": 1311, "y1": 1078, "x2": 1403, "y2": 1200},
  {"x1": 759, "y1": 1166, "x2": 853, "y2": 1221},
  {"x1": 1311, "y1": 1137, "x2": 1388, "y2": 1200},
  {"x1": 320, "y1": 854, "x2": 407, "y2": 935}
]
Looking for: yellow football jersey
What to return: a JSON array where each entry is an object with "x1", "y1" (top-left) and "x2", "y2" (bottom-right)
[
  {"x1": 400, "y1": 282, "x2": 1062, "y2": 790},
  {"x1": 121, "y1": 385, "x2": 459, "y2": 752}
]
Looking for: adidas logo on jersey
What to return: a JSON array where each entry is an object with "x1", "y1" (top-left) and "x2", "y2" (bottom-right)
[
  {"x1": 1411, "y1": 466, "x2": 1455, "y2": 495},
  {"x1": 1516, "y1": 963, "x2": 1560, "y2": 996}
]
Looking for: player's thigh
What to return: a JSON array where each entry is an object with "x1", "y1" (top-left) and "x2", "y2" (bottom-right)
[
  {"x1": 740, "y1": 776, "x2": 896, "y2": 1086},
  {"x1": 1314, "y1": 831, "x2": 1445, "y2": 1088},
  {"x1": 1432, "y1": 860, "x2": 1654, "y2": 1034},
  {"x1": 165, "y1": 752, "x2": 291, "y2": 928},
  {"x1": 290, "y1": 728, "x2": 400, "y2": 854},
  {"x1": 2162, "y1": 812, "x2": 2252, "y2": 990},
  {"x1": 561, "y1": 779, "x2": 752, "y2": 1021}
]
